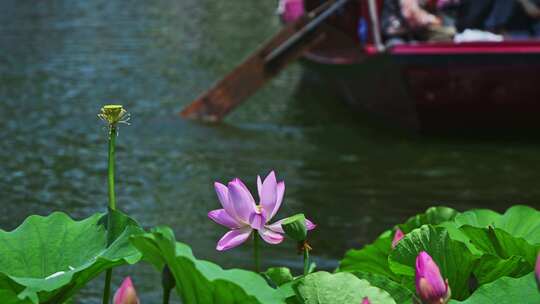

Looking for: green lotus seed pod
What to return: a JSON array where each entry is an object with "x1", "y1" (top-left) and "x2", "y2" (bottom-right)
[
  {"x1": 98, "y1": 104, "x2": 128, "y2": 125},
  {"x1": 281, "y1": 213, "x2": 307, "y2": 242}
]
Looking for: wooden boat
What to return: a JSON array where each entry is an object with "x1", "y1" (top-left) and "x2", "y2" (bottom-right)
[{"x1": 298, "y1": 0, "x2": 540, "y2": 131}]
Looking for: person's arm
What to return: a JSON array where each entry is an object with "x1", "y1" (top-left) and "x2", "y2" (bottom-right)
[
  {"x1": 400, "y1": 0, "x2": 441, "y2": 28},
  {"x1": 517, "y1": 0, "x2": 540, "y2": 18}
]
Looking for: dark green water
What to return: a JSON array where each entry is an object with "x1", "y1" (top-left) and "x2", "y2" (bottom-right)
[{"x1": 1, "y1": 1, "x2": 540, "y2": 303}]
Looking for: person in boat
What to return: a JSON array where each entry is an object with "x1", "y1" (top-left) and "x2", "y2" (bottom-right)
[
  {"x1": 453, "y1": 0, "x2": 493, "y2": 32},
  {"x1": 382, "y1": 0, "x2": 456, "y2": 44},
  {"x1": 453, "y1": 0, "x2": 540, "y2": 36},
  {"x1": 483, "y1": 0, "x2": 540, "y2": 37},
  {"x1": 519, "y1": 0, "x2": 540, "y2": 36}
]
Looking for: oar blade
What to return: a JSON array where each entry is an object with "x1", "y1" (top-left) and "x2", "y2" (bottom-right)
[{"x1": 180, "y1": 1, "x2": 339, "y2": 121}]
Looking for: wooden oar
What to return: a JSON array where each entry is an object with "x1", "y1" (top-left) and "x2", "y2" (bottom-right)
[{"x1": 181, "y1": 0, "x2": 350, "y2": 121}]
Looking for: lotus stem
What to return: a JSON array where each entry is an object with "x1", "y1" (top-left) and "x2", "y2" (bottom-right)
[
  {"x1": 97, "y1": 105, "x2": 128, "y2": 304},
  {"x1": 162, "y1": 265, "x2": 175, "y2": 304},
  {"x1": 103, "y1": 125, "x2": 117, "y2": 304},
  {"x1": 107, "y1": 126, "x2": 117, "y2": 211},
  {"x1": 162, "y1": 289, "x2": 171, "y2": 304},
  {"x1": 303, "y1": 246, "x2": 310, "y2": 275},
  {"x1": 253, "y1": 233, "x2": 260, "y2": 273},
  {"x1": 103, "y1": 270, "x2": 113, "y2": 304}
]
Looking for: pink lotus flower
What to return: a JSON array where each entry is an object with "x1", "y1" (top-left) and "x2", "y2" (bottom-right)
[
  {"x1": 391, "y1": 228, "x2": 404, "y2": 249},
  {"x1": 209, "y1": 171, "x2": 315, "y2": 251},
  {"x1": 361, "y1": 297, "x2": 370, "y2": 304},
  {"x1": 277, "y1": 0, "x2": 305, "y2": 23},
  {"x1": 415, "y1": 251, "x2": 451, "y2": 304},
  {"x1": 534, "y1": 252, "x2": 540, "y2": 290},
  {"x1": 114, "y1": 277, "x2": 140, "y2": 304}
]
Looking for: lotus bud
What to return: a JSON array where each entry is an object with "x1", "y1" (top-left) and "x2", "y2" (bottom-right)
[
  {"x1": 114, "y1": 277, "x2": 140, "y2": 304},
  {"x1": 391, "y1": 228, "x2": 404, "y2": 249},
  {"x1": 281, "y1": 214, "x2": 307, "y2": 242},
  {"x1": 534, "y1": 252, "x2": 540, "y2": 291},
  {"x1": 415, "y1": 251, "x2": 451, "y2": 304},
  {"x1": 361, "y1": 297, "x2": 371, "y2": 304},
  {"x1": 98, "y1": 105, "x2": 130, "y2": 126}
]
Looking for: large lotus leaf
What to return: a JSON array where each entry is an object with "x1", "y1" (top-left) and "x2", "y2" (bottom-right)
[
  {"x1": 435, "y1": 223, "x2": 529, "y2": 286},
  {"x1": 399, "y1": 206, "x2": 459, "y2": 233},
  {"x1": 454, "y1": 205, "x2": 540, "y2": 244},
  {"x1": 130, "y1": 226, "x2": 290, "y2": 304},
  {"x1": 389, "y1": 225, "x2": 477, "y2": 300},
  {"x1": 460, "y1": 225, "x2": 539, "y2": 267},
  {"x1": 460, "y1": 225, "x2": 540, "y2": 284},
  {"x1": 440, "y1": 205, "x2": 540, "y2": 284},
  {"x1": 338, "y1": 207, "x2": 459, "y2": 281},
  {"x1": 449, "y1": 272, "x2": 540, "y2": 304},
  {"x1": 0, "y1": 211, "x2": 143, "y2": 304},
  {"x1": 292, "y1": 272, "x2": 396, "y2": 304},
  {"x1": 352, "y1": 272, "x2": 417, "y2": 304},
  {"x1": 264, "y1": 267, "x2": 294, "y2": 287},
  {"x1": 436, "y1": 222, "x2": 482, "y2": 255},
  {"x1": 338, "y1": 230, "x2": 397, "y2": 280},
  {"x1": 453, "y1": 209, "x2": 500, "y2": 228},
  {"x1": 471, "y1": 254, "x2": 531, "y2": 285}
]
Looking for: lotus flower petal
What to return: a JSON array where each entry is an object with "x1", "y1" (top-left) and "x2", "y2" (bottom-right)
[
  {"x1": 214, "y1": 182, "x2": 238, "y2": 220},
  {"x1": 305, "y1": 218, "x2": 316, "y2": 230},
  {"x1": 257, "y1": 175, "x2": 263, "y2": 199},
  {"x1": 271, "y1": 181, "x2": 285, "y2": 220},
  {"x1": 361, "y1": 297, "x2": 371, "y2": 304},
  {"x1": 208, "y1": 209, "x2": 241, "y2": 229},
  {"x1": 217, "y1": 227, "x2": 252, "y2": 251},
  {"x1": 259, "y1": 171, "x2": 278, "y2": 217},
  {"x1": 266, "y1": 220, "x2": 285, "y2": 233},
  {"x1": 228, "y1": 179, "x2": 256, "y2": 223},
  {"x1": 249, "y1": 210, "x2": 267, "y2": 230},
  {"x1": 114, "y1": 277, "x2": 140, "y2": 304},
  {"x1": 258, "y1": 227, "x2": 284, "y2": 244},
  {"x1": 267, "y1": 218, "x2": 315, "y2": 234}
]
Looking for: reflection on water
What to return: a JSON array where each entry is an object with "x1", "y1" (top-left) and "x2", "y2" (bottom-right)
[{"x1": 1, "y1": 0, "x2": 539, "y2": 302}]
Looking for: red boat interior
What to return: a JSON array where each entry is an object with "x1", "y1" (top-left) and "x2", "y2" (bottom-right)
[{"x1": 305, "y1": 0, "x2": 540, "y2": 64}]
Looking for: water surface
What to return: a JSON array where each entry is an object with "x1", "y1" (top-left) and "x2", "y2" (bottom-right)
[{"x1": 1, "y1": 1, "x2": 539, "y2": 302}]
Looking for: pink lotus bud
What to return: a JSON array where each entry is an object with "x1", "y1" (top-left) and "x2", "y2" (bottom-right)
[
  {"x1": 391, "y1": 228, "x2": 404, "y2": 249},
  {"x1": 415, "y1": 252, "x2": 451, "y2": 304},
  {"x1": 114, "y1": 277, "x2": 140, "y2": 304},
  {"x1": 361, "y1": 297, "x2": 371, "y2": 304},
  {"x1": 534, "y1": 252, "x2": 540, "y2": 290},
  {"x1": 277, "y1": 0, "x2": 305, "y2": 23}
]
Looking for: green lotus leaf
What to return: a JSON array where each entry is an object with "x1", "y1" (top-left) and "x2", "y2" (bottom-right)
[
  {"x1": 471, "y1": 254, "x2": 531, "y2": 285},
  {"x1": 439, "y1": 205, "x2": 540, "y2": 285},
  {"x1": 454, "y1": 205, "x2": 540, "y2": 244},
  {"x1": 264, "y1": 267, "x2": 294, "y2": 287},
  {"x1": 130, "y1": 226, "x2": 291, "y2": 304},
  {"x1": 338, "y1": 207, "x2": 459, "y2": 281},
  {"x1": 453, "y1": 209, "x2": 500, "y2": 228},
  {"x1": 399, "y1": 206, "x2": 459, "y2": 233},
  {"x1": 449, "y1": 272, "x2": 540, "y2": 304},
  {"x1": 389, "y1": 225, "x2": 477, "y2": 300},
  {"x1": 352, "y1": 272, "x2": 417, "y2": 304},
  {"x1": 292, "y1": 271, "x2": 396, "y2": 304},
  {"x1": 338, "y1": 230, "x2": 396, "y2": 280},
  {"x1": 460, "y1": 226, "x2": 539, "y2": 280},
  {"x1": 0, "y1": 211, "x2": 143, "y2": 303}
]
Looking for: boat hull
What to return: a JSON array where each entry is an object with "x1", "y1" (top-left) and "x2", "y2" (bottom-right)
[{"x1": 302, "y1": 43, "x2": 540, "y2": 132}]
